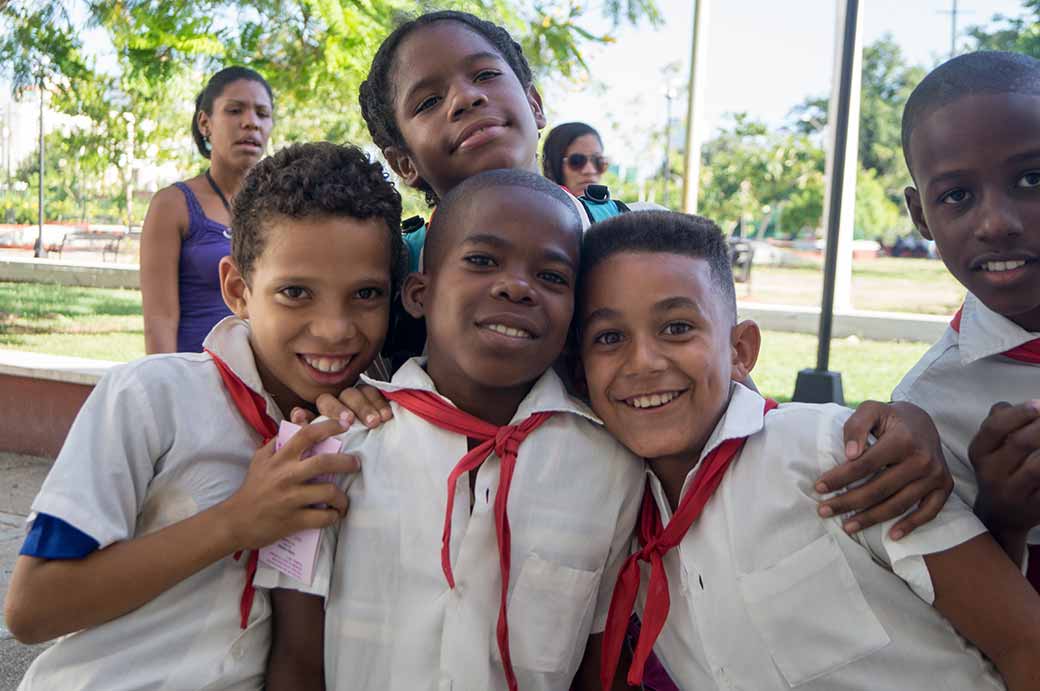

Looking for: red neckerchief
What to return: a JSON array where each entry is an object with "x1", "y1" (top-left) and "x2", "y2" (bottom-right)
[
  {"x1": 381, "y1": 388, "x2": 553, "y2": 691},
  {"x1": 601, "y1": 398, "x2": 779, "y2": 689},
  {"x1": 206, "y1": 348, "x2": 279, "y2": 629},
  {"x1": 950, "y1": 306, "x2": 1040, "y2": 364}
]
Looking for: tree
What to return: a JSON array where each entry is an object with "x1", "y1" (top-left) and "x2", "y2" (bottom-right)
[{"x1": 967, "y1": 0, "x2": 1040, "y2": 56}]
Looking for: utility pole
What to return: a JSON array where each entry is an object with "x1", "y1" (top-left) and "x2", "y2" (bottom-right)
[
  {"x1": 34, "y1": 70, "x2": 46, "y2": 258},
  {"x1": 681, "y1": 0, "x2": 710, "y2": 214},
  {"x1": 938, "y1": 0, "x2": 973, "y2": 58},
  {"x1": 663, "y1": 89, "x2": 674, "y2": 209}
]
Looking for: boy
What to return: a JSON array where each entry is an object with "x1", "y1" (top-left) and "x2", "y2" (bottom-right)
[
  {"x1": 5, "y1": 142, "x2": 404, "y2": 690},
  {"x1": 893, "y1": 50, "x2": 1040, "y2": 584},
  {"x1": 261, "y1": 170, "x2": 644, "y2": 691},
  {"x1": 578, "y1": 211, "x2": 1040, "y2": 690}
]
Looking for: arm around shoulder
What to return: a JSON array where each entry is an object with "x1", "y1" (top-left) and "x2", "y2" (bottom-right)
[
  {"x1": 926, "y1": 533, "x2": 1040, "y2": 690},
  {"x1": 140, "y1": 185, "x2": 187, "y2": 354},
  {"x1": 266, "y1": 589, "x2": 327, "y2": 691}
]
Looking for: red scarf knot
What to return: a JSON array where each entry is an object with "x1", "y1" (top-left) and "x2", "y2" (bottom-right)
[
  {"x1": 381, "y1": 387, "x2": 553, "y2": 691},
  {"x1": 600, "y1": 398, "x2": 778, "y2": 690},
  {"x1": 206, "y1": 349, "x2": 278, "y2": 629}
]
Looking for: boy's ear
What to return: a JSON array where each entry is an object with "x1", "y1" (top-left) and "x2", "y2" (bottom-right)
[
  {"x1": 384, "y1": 146, "x2": 424, "y2": 189},
  {"x1": 526, "y1": 84, "x2": 547, "y2": 130},
  {"x1": 400, "y1": 272, "x2": 429, "y2": 319},
  {"x1": 729, "y1": 319, "x2": 761, "y2": 382},
  {"x1": 904, "y1": 186, "x2": 933, "y2": 241},
  {"x1": 219, "y1": 256, "x2": 251, "y2": 318}
]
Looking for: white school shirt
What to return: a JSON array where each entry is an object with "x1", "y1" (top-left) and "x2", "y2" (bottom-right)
[
  {"x1": 19, "y1": 317, "x2": 275, "y2": 691},
  {"x1": 257, "y1": 357, "x2": 645, "y2": 691},
  {"x1": 642, "y1": 384, "x2": 1000, "y2": 691},
  {"x1": 893, "y1": 291, "x2": 1040, "y2": 547}
]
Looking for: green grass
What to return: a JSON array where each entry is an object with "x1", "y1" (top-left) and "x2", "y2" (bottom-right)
[
  {"x1": 0, "y1": 281, "x2": 932, "y2": 408},
  {"x1": 0, "y1": 281, "x2": 145, "y2": 361},
  {"x1": 746, "y1": 257, "x2": 966, "y2": 316}
]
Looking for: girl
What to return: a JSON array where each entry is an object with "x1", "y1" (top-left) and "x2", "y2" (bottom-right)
[
  {"x1": 542, "y1": 121, "x2": 609, "y2": 197},
  {"x1": 140, "y1": 66, "x2": 274, "y2": 354}
]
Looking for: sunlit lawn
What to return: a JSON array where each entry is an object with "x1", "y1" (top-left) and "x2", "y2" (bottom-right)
[
  {"x1": 744, "y1": 257, "x2": 965, "y2": 316},
  {"x1": 1, "y1": 281, "x2": 934, "y2": 408}
]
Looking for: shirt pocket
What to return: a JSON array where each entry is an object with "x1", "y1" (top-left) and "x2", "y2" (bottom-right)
[
  {"x1": 736, "y1": 533, "x2": 891, "y2": 687},
  {"x1": 499, "y1": 554, "x2": 601, "y2": 673}
]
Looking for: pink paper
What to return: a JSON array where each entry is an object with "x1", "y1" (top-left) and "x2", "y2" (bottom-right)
[{"x1": 258, "y1": 420, "x2": 341, "y2": 586}]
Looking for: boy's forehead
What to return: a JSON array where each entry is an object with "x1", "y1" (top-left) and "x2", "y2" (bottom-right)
[
  {"x1": 445, "y1": 186, "x2": 580, "y2": 250},
  {"x1": 395, "y1": 21, "x2": 502, "y2": 85},
  {"x1": 583, "y1": 252, "x2": 714, "y2": 313},
  {"x1": 909, "y1": 92, "x2": 1040, "y2": 180}
]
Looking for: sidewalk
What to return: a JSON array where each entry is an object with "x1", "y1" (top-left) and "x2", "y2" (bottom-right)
[{"x1": 0, "y1": 453, "x2": 53, "y2": 690}]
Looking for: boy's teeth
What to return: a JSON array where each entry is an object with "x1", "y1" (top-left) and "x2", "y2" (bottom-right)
[
  {"x1": 486, "y1": 323, "x2": 533, "y2": 339},
  {"x1": 983, "y1": 260, "x2": 1026, "y2": 272},
  {"x1": 627, "y1": 391, "x2": 680, "y2": 409},
  {"x1": 303, "y1": 355, "x2": 350, "y2": 373}
]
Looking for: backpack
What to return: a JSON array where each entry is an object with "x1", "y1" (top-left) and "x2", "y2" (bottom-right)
[{"x1": 382, "y1": 186, "x2": 629, "y2": 372}]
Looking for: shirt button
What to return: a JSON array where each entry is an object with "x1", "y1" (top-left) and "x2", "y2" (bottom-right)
[{"x1": 231, "y1": 642, "x2": 244, "y2": 660}]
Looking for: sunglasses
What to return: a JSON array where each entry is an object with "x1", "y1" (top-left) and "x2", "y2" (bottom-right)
[{"x1": 563, "y1": 153, "x2": 609, "y2": 174}]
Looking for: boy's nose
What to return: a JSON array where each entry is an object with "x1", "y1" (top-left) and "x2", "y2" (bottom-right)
[
  {"x1": 492, "y1": 275, "x2": 535, "y2": 304},
  {"x1": 624, "y1": 334, "x2": 667, "y2": 374},
  {"x1": 450, "y1": 83, "x2": 488, "y2": 119},
  {"x1": 310, "y1": 314, "x2": 359, "y2": 342},
  {"x1": 976, "y1": 193, "x2": 1025, "y2": 242}
]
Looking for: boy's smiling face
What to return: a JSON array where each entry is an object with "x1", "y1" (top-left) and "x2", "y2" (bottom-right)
[
  {"x1": 221, "y1": 216, "x2": 393, "y2": 416},
  {"x1": 404, "y1": 186, "x2": 579, "y2": 422},
  {"x1": 905, "y1": 92, "x2": 1040, "y2": 331},
  {"x1": 580, "y1": 252, "x2": 758, "y2": 464},
  {"x1": 387, "y1": 21, "x2": 546, "y2": 200}
]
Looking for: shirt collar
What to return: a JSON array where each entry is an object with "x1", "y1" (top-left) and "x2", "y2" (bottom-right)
[
  {"x1": 362, "y1": 356, "x2": 602, "y2": 426},
  {"x1": 957, "y1": 292, "x2": 1040, "y2": 365},
  {"x1": 202, "y1": 316, "x2": 283, "y2": 422},
  {"x1": 644, "y1": 382, "x2": 766, "y2": 520}
]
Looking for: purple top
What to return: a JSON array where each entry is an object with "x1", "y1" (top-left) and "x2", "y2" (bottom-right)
[{"x1": 173, "y1": 182, "x2": 233, "y2": 352}]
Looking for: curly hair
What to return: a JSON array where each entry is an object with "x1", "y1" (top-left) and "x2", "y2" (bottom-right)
[
  {"x1": 580, "y1": 211, "x2": 736, "y2": 323},
  {"x1": 541, "y1": 122, "x2": 601, "y2": 184},
  {"x1": 358, "y1": 10, "x2": 534, "y2": 207},
  {"x1": 192, "y1": 66, "x2": 273, "y2": 159},
  {"x1": 231, "y1": 142, "x2": 405, "y2": 292}
]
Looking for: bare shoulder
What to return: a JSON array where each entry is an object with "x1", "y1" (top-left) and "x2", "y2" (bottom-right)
[{"x1": 144, "y1": 184, "x2": 190, "y2": 236}]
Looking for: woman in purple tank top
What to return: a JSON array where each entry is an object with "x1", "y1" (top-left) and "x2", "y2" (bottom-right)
[{"x1": 140, "y1": 66, "x2": 275, "y2": 353}]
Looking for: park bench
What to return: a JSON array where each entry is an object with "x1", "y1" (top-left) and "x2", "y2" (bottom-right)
[
  {"x1": 728, "y1": 237, "x2": 754, "y2": 284},
  {"x1": 55, "y1": 229, "x2": 128, "y2": 262}
]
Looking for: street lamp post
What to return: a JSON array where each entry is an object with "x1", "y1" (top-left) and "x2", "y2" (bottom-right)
[{"x1": 34, "y1": 70, "x2": 46, "y2": 258}]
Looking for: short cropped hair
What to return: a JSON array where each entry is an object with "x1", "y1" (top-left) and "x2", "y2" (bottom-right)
[
  {"x1": 232, "y1": 142, "x2": 405, "y2": 291},
  {"x1": 359, "y1": 10, "x2": 535, "y2": 207},
  {"x1": 580, "y1": 210, "x2": 736, "y2": 322},
  {"x1": 424, "y1": 168, "x2": 582, "y2": 271},
  {"x1": 902, "y1": 51, "x2": 1040, "y2": 173}
]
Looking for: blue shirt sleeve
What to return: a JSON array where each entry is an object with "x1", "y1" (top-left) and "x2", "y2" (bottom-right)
[
  {"x1": 20, "y1": 513, "x2": 100, "y2": 560},
  {"x1": 403, "y1": 224, "x2": 427, "y2": 274}
]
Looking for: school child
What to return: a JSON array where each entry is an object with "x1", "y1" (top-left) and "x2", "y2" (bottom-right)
[
  {"x1": 577, "y1": 211, "x2": 1040, "y2": 691},
  {"x1": 3, "y1": 142, "x2": 406, "y2": 690},
  {"x1": 260, "y1": 169, "x2": 645, "y2": 691},
  {"x1": 306, "y1": 9, "x2": 957, "y2": 542},
  {"x1": 892, "y1": 50, "x2": 1040, "y2": 587}
]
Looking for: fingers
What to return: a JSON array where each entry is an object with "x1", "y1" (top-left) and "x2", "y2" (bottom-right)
[
  {"x1": 290, "y1": 406, "x2": 317, "y2": 425},
  {"x1": 818, "y1": 455, "x2": 921, "y2": 523},
  {"x1": 295, "y1": 506, "x2": 348, "y2": 532},
  {"x1": 969, "y1": 401, "x2": 1039, "y2": 465},
  {"x1": 295, "y1": 452, "x2": 362, "y2": 482},
  {"x1": 293, "y1": 483, "x2": 350, "y2": 516},
  {"x1": 888, "y1": 487, "x2": 949, "y2": 540},
  {"x1": 841, "y1": 400, "x2": 886, "y2": 462},
  {"x1": 817, "y1": 428, "x2": 908, "y2": 493},
  {"x1": 278, "y1": 418, "x2": 345, "y2": 459},
  {"x1": 361, "y1": 386, "x2": 394, "y2": 424},
  {"x1": 315, "y1": 393, "x2": 352, "y2": 427}
]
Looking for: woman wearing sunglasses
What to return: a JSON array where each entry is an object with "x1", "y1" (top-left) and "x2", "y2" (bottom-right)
[{"x1": 541, "y1": 122, "x2": 609, "y2": 197}]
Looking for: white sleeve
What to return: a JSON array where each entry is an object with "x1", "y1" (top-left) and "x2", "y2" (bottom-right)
[
  {"x1": 818, "y1": 408, "x2": 987, "y2": 604},
  {"x1": 591, "y1": 446, "x2": 643, "y2": 633},
  {"x1": 29, "y1": 364, "x2": 169, "y2": 548}
]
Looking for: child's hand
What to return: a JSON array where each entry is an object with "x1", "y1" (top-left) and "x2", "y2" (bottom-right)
[
  {"x1": 969, "y1": 401, "x2": 1040, "y2": 550},
  {"x1": 816, "y1": 401, "x2": 953, "y2": 540},
  {"x1": 290, "y1": 385, "x2": 393, "y2": 430},
  {"x1": 220, "y1": 418, "x2": 359, "y2": 550}
]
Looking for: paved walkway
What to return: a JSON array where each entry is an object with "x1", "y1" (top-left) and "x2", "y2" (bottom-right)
[{"x1": 0, "y1": 453, "x2": 53, "y2": 690}]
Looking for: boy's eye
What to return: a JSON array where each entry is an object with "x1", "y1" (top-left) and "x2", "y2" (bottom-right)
[
  {"x1": 662, "y1": 322, "x2": 692, "y2": 336},
  {"x1": 538, "y1": 270, "x2": 569, "y2": 286},
  {"x1": 415, "y1": 95, "x2": 440, "y2": 114},
  {"x1": 355, "y1": 287, "x2": 384, "y2": 300},
  {"x1": 1017, "y1": 171, "x2": 1040, "y2": 188},
  {"x1": 278, "y1": 286, "x2": 310, "y2": 300},
  {"x1": 463, "y1": 254, "x2": 496, "y2": 267},
  {"x1": 939, "y1": 188, "x2": 970, "y2": 205},
  {"x1": 592, "y1": 330, "x2": 623, "y2": 346},
  {"x1": 475, "y1": 69, "x2": 501, "y2": 82}
]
